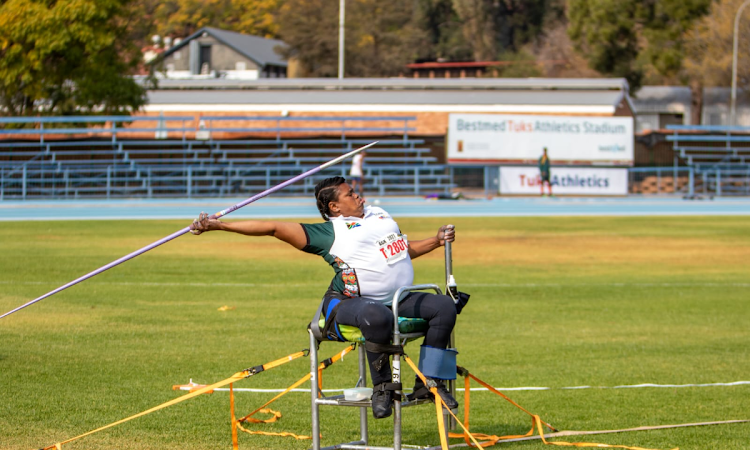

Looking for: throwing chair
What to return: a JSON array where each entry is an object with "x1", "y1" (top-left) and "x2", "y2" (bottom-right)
[{"x1": 308, "y1": 281, "x2": 456, "y2": 450}]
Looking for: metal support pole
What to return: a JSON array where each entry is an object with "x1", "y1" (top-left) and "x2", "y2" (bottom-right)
[
  {"x1": 656, "y1": 167, "x2": 661, "y2": 194},
  {"x1": 310, "y1": 330, "x2": 321, "y2": 450},
  {"x1": 445, "y1": 240, "x2": 457, "y2": 430},
  {"x1": 392, "y1": 296, "x2": 403, "y2": 450},
  {"x1": 357, "y1": 344, "x2": 369, "y2": 444},
  {"x1": 731, "y1": 0, "x2": 750, "y2": 125},
  {"x1": 689, "y1": 167, "x2": 695, "y2": 197},
  {"x1": 338, "y1": 0, "x2": 345, "y2": 79},
  {"x1": 717, "y1": 168, "x2": 722, "y2": 196}
]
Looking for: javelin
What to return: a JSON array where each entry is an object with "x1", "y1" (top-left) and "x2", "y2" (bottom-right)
[{"x1": 0, "y1": 141, "x2": 378, "y2": 320}]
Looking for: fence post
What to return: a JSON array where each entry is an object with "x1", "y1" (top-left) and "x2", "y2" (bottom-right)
[
  {"x1": 484, "y1": 166, "x2": 491, "y2": 198},
  {"x1": 22, "y1": 164, "x2": 27, "y2": 200},
  {"x1": 147, "y1": 168, "x2": 152, "y2": 198},
  {"x1": 717, "y1": 168, "x2": 722, "y2": 197},
  {"x1": 187, "y1": 166, "x2": 192, "y2": 198},
  {"x1": 688, "y1": 167, "x2": 694, "y2": 197},
  {"x1": 656, "y1": 167, "x2": 661, "y2": 194},
  {"x1": 107, "y1": 166, "x2": 111, "y2": 199}
]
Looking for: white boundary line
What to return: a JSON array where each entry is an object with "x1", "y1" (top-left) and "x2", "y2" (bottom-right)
[
  {"x1": 3, "y1": 281, "x2": 749, "y2": 288},
  {"x1": 175, "y1": 380, "x2": 750, "y2": 394}
]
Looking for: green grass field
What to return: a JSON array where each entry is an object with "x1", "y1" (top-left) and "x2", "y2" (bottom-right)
[{"x1": 1, "y1": 216, "x2": 749, "y2": 450}]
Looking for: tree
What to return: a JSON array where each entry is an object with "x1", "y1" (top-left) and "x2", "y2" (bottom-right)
[
  {"x1": 567, "y1": 0, "x2": 644, "y2": 88},
  {"x1": 568, "y1": 0, "x2": 711, "y2": 124},
  {"x1": 0, "y1": 0, "x2": 148, "y2": 116},
  {"x1": 276, "y1": 0, "x2": 425, "y2": 77},
  {"x1": 151, "y1": 0, "x2": 282, "y2": 39},
  {"x1": 683, "y1": 0, "x2": 750, "y2": 122},
  {"x1": 414, "y1": 0, "x2": 472, "y2": 62},
  {"x1": 451, "y1": 0, "x2": 547, "y2": 61},
  {"x1": 534, "y1": 19, "x2": 603, "y2": 78},
  {"x1": 486, "y1": 50, "x2": 542, "y2": 78}
]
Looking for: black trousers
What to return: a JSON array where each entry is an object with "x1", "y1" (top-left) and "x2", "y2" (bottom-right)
[{"x1": 324, "y1": 291, "x2": 457, "y2": 386}]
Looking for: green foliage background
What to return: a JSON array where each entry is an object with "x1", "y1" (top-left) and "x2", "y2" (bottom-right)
[{"x1": 0, "y1": 0, "x2": 148, "y2": 116}]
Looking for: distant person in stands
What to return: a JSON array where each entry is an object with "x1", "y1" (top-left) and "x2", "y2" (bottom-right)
[
  {"x1": 350, "y1": 150, "x2": 366, "y2": 197},
  {"x1": 538, "y1": 147, "x2": 553, "y2": 197}
]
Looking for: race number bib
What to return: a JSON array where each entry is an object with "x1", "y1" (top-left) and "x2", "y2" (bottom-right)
[{"x1": 375, "y1": 233, "x2": 409, "y2": 265}]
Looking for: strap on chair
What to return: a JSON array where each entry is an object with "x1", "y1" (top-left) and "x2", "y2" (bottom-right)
[{"x1": 364, "y1": 341, "x2": 404, "y2": 355}]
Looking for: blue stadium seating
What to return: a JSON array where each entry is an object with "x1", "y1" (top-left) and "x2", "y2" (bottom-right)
[
  {"x1": 0, "y1": 116, "x2": 455, "y2": 199},
  {"x1": 667, "y1": 125, "x2": 750, "y2": 196}
]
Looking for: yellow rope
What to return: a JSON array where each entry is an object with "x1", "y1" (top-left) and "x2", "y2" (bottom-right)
[
  {"x1": 40, "y1": 350, "x2": 307, "y2": 450},
  {"x1": 446, "y1": 365, "x2": 678, "y2": 450}
]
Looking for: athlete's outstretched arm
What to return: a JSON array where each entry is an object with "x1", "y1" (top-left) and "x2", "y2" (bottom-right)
[
  {"x1": 408, "y1": 224, "x2": 455, "y2": 259},
  {"x1": 190, "y1": 212, "x2": 307, "y2": 250}
]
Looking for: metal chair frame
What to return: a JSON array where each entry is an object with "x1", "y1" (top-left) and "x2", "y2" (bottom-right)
[{"x1": 309, "y1": 283, "x2": 454, "y2": 450}]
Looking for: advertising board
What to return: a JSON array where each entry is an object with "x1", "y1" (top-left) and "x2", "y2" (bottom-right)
[
  {"x1": 499, "y1": 166, "x2": 629, "y2": 196},
  {"x1": 448, "y1": 114, "x2": 633, "y2": 165}
]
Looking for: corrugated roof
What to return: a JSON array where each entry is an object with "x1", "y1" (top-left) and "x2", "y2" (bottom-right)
[
  {"x1": 147, "y1": 87, "x2": 624, "y2": 107},
  {"x1": 148, "y1": 77, "x2": 628, "y2": 91},
  {"x1": 160, "y1": 27, "x2": 287, "y2": 68},
  {"x1": 631, "y1": 86, "x2": 737, "y2": 114}
]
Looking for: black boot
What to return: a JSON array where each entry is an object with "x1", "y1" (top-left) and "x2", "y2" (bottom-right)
[
  {"x1": 371, "y1": 383, "x2": 394, "y2": 419},
  {"x1": 407, "y1": 377, "x2": 459, "y2": 410}
]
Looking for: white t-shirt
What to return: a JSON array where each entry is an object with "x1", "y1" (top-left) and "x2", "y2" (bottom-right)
[
  {"x1": 350, "y1": 153, "x2": 364, "y2": 177},
  {"x1": 301, "y1": 206, "x2": 414, "y2": 303}
]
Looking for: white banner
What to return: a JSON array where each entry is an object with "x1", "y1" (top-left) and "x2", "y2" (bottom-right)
[
  {"x1": 499, "y1": 166, "x2": 629, "y2": 195},
  {"x1": 448, "y1": 114, "x2": 633, "y2": 165}
]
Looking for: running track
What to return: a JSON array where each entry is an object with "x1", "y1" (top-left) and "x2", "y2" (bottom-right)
[{"x1": 0, "y1": 196, "x2": 748, "y2": 221}]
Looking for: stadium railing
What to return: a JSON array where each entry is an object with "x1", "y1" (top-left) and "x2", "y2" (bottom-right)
[
  {"x1": 666, "y1": 125, "x2": 750, "y2": 196},
  {"x1": 628, "y1": 166, "x2": 695, "y2": 196}
]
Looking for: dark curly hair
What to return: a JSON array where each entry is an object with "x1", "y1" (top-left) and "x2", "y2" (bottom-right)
[{"x1": 314, "y1": 176, "x2": 346, "y2": 221}]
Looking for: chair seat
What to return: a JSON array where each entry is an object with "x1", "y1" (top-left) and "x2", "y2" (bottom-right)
[{"x1": 319, "y1": 317, "x2": 428, "y2": 343}]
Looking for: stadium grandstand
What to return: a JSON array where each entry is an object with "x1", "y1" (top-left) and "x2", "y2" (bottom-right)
[{"x1": 9, "y1": 77, "x2": 744, "y2": 199}]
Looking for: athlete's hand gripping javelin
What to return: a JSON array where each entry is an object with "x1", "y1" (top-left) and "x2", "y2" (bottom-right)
[{"x1": 190, "y1": 212, "x2": 221, "y2": 235}]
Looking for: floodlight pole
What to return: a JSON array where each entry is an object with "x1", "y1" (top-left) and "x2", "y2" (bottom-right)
[
  {"x1": 731, "y1": 0, "x2": 750, "y2": 125},
  {"x1": 0, "y1": 142, "x2": 378, "y2": 320},
  {"x1": 338, "y1": 0, "x2": 345, "y2": 79}
]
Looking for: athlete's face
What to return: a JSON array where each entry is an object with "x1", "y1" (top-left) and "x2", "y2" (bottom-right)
[{"x1": 330, "y1": 183, "x2": 365, "y2": 218}]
